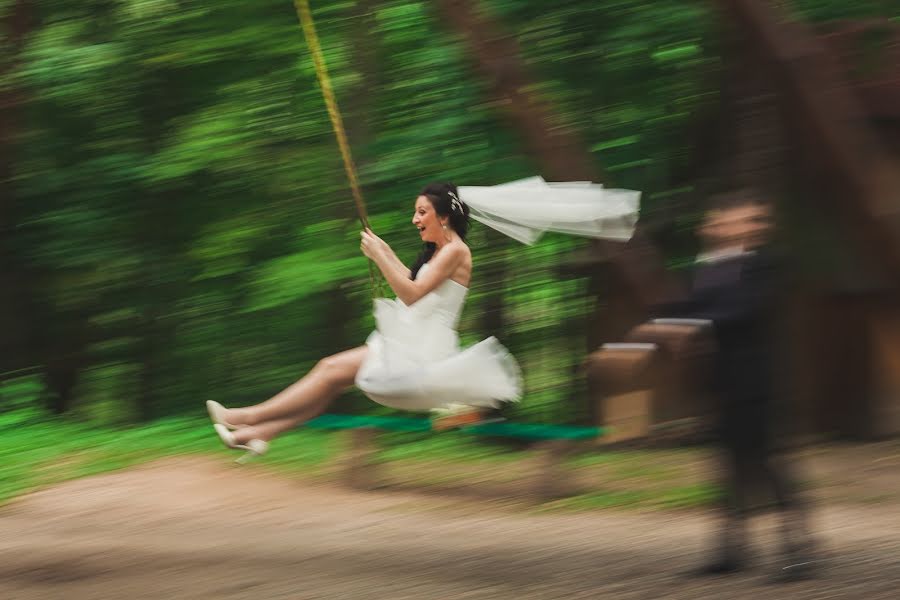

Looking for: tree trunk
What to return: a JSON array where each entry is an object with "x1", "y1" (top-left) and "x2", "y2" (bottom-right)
[
  {"x1": 436, "y1": 0, "x2": 688, "y2": 428},
  {"x1": 435, "y1": 0, "x2": 598, "y2": 182},
  {"x1": 436, "y1": 0, "x2": 684, "y2": 315},
  {"x1": 0, "y1": 1, "x2": 37, "y2": 381},
  {"x1": 347, "y1": 0, "x2": 379, "y2": 154},
  {"x1": 714, "y1": 0, "x2": 900, "y2": 281},
  {"x1": 0, "y1": 2, "x2": 92, "y2": 415},
  {"x1": 479, "y1": 231, "x2": 508, "y2": 340}
]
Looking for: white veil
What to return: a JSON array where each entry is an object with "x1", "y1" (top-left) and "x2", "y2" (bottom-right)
[{"x1": 458, "y1": 176, "x2": 640, "y2": 245}]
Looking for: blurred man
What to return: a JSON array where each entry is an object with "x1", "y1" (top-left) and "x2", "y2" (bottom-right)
[{"x1": 632, "y1": 190, "x2": 817, "y2": 580}]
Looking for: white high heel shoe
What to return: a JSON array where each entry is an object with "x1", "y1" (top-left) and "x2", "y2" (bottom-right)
[
  {"x1": 206, "y1": 400, "x2": 239, "y2": 429},
  {"x1": 213, "y1": 424, "x2": 269, "y2": 464}
]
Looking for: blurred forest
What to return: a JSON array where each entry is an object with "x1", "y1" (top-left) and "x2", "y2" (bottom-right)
[{"x1": 1, "y1": 0, "x2": 897, "y2": 426}]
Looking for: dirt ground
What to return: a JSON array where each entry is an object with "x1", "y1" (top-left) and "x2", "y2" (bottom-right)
[{"x1": 1, "y1": 446, "x2": 899, "y2": 600}]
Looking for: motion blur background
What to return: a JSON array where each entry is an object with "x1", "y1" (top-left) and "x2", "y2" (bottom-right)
[{"x1": 2, "y1": 0, "x2": 899, "y2": 436}]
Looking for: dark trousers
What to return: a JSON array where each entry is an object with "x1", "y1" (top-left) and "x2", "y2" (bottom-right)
[{"x1": 714, "y1": 427, "x2": 812, "y2": 559}]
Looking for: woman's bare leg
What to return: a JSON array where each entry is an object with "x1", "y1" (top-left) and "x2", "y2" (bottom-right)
[
  {"x1": 231, "y1": 394, "x2": 332, "y2": 445},
  {"x1": 224, "y1": 346, "x2": 367, "y2": 438}
]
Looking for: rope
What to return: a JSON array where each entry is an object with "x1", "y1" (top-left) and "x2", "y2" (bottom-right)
[{"x1": 292, "y1": 0, "x2": 384, "y2": 297}]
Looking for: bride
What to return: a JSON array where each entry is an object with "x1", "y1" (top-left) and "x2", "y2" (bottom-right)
[{"x1": 208, "y1": 179, "x2": 639, "y2": 461}]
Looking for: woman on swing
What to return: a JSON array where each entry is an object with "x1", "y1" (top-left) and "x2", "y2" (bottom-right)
[
  {"x1": 208, "y1": 183, "x2": 519, "y2": 460},
  {"x1": 209, "y1": 179, "x2": 640, "y2": 461}
]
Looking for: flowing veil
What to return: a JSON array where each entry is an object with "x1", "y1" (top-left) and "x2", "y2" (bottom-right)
[{"x1": 458, "y1": 176, "x2": 640, "y2": 245}]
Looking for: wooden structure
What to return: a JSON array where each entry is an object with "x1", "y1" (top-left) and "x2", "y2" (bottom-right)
[
  {"x1": 437, "y1": 0, "x2": 899, "y2": 439},
  {"x1": 714, "y1": 2, "x2": 900, "y2": 439},
  {"x1": 583, "y1": 3, "x2": 900, "y2": 440},
  {"x1": 583, "y1": 344, "x2": 656, "y2": 443}
]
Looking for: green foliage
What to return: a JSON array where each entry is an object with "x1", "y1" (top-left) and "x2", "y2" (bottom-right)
[
  {"x1": 0, "y1": 409, "x2": 339, "y2": 505},
  {"x1": 0, "y1": 406, "x2": 717, "y2": 510},
  {"x1": 9, "y1": 0, "x2": 888, "y2": 427}
]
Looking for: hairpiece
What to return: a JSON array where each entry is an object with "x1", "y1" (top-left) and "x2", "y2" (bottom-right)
[{"x1": 448, "y1": 191, "x2": 463, "y2": 214}]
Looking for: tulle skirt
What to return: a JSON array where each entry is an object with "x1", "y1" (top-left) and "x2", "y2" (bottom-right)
[{"x1": 355, "y1": 298, "x2": 522, "y2": 411}]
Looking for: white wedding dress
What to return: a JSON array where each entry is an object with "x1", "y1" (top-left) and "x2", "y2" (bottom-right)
[{"x1": 355, "y1": 263, "x2": 522, "y2": 411}]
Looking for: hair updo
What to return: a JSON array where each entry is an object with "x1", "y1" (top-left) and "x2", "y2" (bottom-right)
[
  {"x1": 409, "y1": 182, "x2": 470, "y2": 280},
  {"x1": 421, "y1": 182, "x2": 470, "y2": 240}
]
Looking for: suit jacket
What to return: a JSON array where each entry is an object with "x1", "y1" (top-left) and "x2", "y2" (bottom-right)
[{"x1": 665, "y1": 247, "x2": 780, "y2": 447}]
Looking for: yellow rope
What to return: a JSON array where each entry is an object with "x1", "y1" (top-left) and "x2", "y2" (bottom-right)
[{"x1": 293, "y1": 0, "x2": 384, "y2": 296}]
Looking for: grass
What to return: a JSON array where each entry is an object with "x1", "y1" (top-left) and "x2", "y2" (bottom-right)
[
  {"x1": 0, "y1": 407, "x2": 721, "y2": 511},
  {"x1": 542, "y1": 483, "x2": 720, "y2": 512},
  {"x1": 0, "y1": 407, "x2": 356, "y2": 505},
  {"x1": 0, "y1": 413, "x2": 212, "y2": 504},
  {"x1": 376, "y1": 430, "x2": 525, "y2": 464}
]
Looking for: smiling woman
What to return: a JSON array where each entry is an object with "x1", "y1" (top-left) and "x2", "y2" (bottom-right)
[
  {"x1": 207, "y1": 178, "x2": 639, "y2": 463},
  {"x1": 207, "y1": 181, "x2": 516, "y2": 462},
  {"x1": 355, "y1": 182, "x2": 519, "y2": 414}
]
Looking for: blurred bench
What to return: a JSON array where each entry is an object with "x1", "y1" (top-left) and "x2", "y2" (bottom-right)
[{"x1": 585, "y1": 320, "x2": 716, "y2": 443}]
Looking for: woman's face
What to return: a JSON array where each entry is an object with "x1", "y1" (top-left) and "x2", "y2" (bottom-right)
[{"x1": 412, "y1": 195, "x2": 446, "y2": 243}]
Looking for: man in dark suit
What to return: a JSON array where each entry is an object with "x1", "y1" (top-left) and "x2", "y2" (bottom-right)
[{"x1": 632, "y1": 190, "x2": 816, "y2": 580}]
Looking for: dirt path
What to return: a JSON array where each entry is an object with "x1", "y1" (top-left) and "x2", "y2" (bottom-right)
[{"x1": 1, "y1": 456, "x2": 898, "y2": 600}]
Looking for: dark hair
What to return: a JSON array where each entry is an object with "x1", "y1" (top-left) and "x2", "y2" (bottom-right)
[
  {"x1": 706, "y1": 188, "x2": 769, "y2": 213},
  {"x1": 409, "y1": 182, "x2": 470, "y2": 280}
]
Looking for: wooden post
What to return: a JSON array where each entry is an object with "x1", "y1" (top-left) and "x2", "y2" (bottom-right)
[
  {"x1": 584, "y1": 344, "x2": 657, "y2": 443},
  {"x1": 343, "y1": 427, "x2": 381, "y2": 491},
  {"x1": 531, "y1": 440, "x2": 575, "y2": 502},
  {"x1": 625, "y1": 323, "x2": 716, "y2": 426},
  {"x1": 869, "y1": 307, "x2": 900, "y2": 438},
  {"x1": 601, "y1": 390, "x2": 652, "y2": 444}
]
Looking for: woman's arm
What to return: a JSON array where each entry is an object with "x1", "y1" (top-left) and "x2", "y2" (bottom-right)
[
  {"x1": 361, "y1": 230, "x2": 465, "y2": 305},
  {"x1": 382, "y1": 244, "x2": 411, "y2": 280},
  {"x1": 359, "y1": 230, "x2": 410, "y2": 279}
]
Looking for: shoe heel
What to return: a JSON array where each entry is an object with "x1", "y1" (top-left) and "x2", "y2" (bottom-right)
[
  {"x1": 234, "y1": 440, "x2": 269, "y2": 464},
  {"x1": 214, "y1": 424, "x2": 268, "y2": 463}
]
